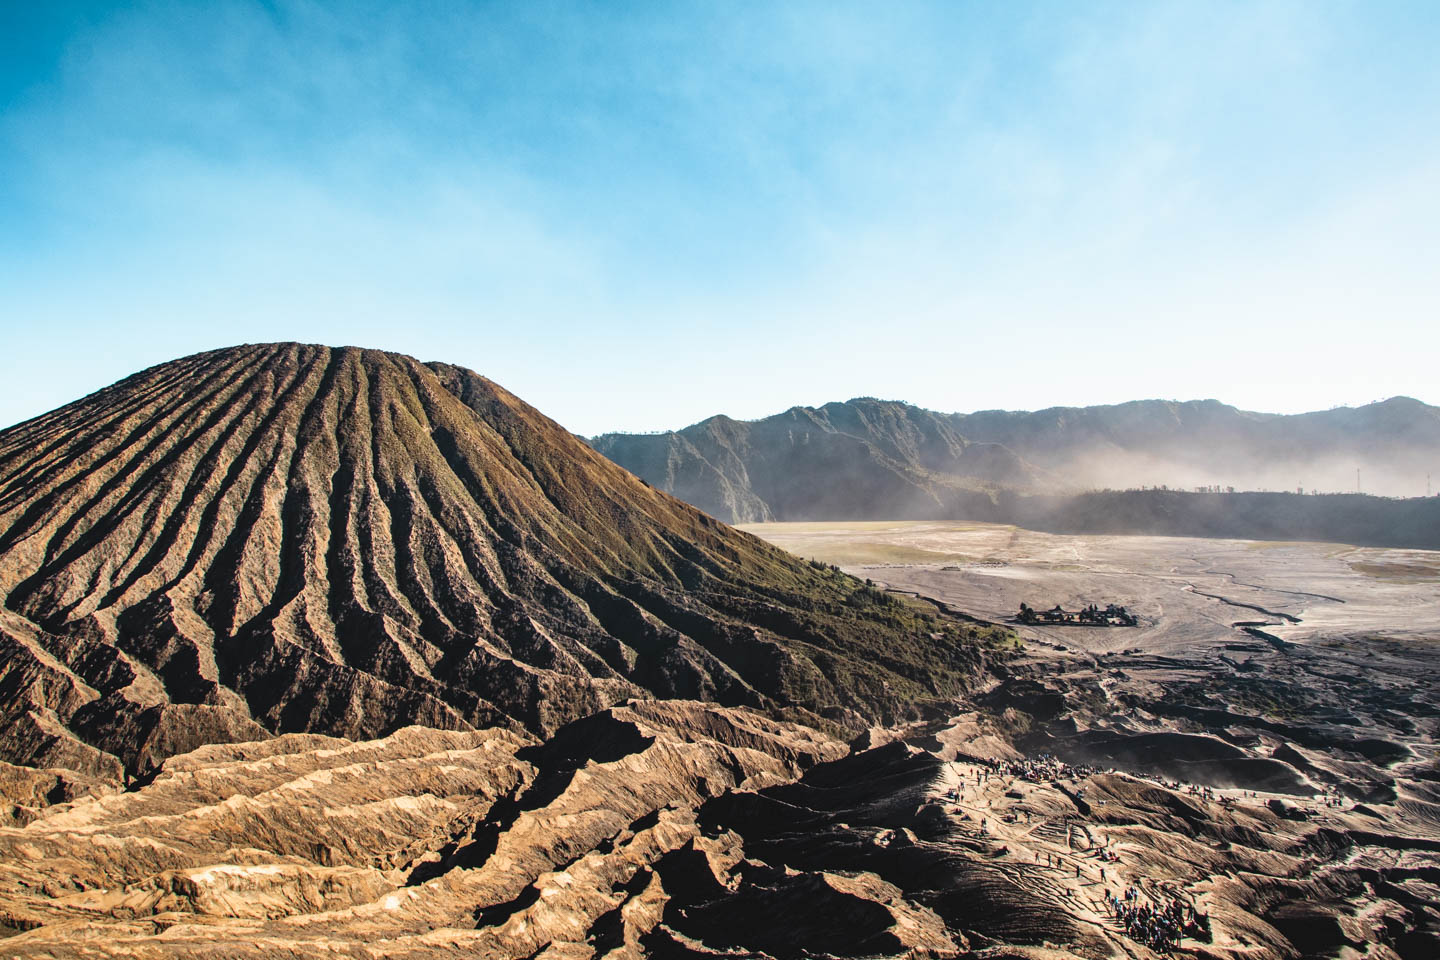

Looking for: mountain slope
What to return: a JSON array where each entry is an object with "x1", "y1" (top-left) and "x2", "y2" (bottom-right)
[
  {"x1": 590, "y1": 399, "x2": 1042, "y2": 523},
  {"x1": 0, "y1": 345, "x2": 999, "y2": 777},
  {"x1": 593, "y1": 396, "x2": 1440, "y2": 525},
  {"x1": 952, "y1": 396, "x2": 1440, "y2": 494}
]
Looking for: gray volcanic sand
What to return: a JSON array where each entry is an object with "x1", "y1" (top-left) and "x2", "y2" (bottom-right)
[
  {"x1": 741, "y1": 520, "x2": 1440, "y2": 655},
  {"x1": 741, "y1": 521, "x2": 1440, "y2": 958}
]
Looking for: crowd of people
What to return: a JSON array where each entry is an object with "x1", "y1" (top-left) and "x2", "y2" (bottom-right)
[
  {"x1": 943, "y1": 754, "x2": 1227, "y2": 952},
  {"x1": 1181, "y1": 781, "x2": 1218, "y2": 801},
  {"x1": 943, "y1": 755, "x2": 1105, "y2": 811},
  {"x1": 991, "y1": 753, "x2": 1101, "y2": 783},
  {"x1": 1106, "y1": 887, "x2": 1200, "y2": 952}
]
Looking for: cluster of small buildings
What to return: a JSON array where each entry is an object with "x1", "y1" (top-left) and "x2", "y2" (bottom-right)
[{"x1": 1016, "y1": 603, "x2": 1138, "y2": 627}]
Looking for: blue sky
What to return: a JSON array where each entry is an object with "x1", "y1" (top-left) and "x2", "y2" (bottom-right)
[{"x1": 2, "y1": 1, "x2": 1437, "y2": 435}]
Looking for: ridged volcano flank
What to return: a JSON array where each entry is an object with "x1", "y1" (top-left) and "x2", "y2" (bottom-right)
[{"x1": 0, "y1": 344, "x2": 990, "y2": 776}]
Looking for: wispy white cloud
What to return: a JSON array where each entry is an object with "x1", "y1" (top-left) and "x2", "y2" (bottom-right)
[{"x1": 1, "y1": 1, "x2": 1437, "y2": 434}]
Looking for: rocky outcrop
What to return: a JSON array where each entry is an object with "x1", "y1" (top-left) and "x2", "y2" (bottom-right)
[
  {"x1": 0, "y1": 701, "x2": 856, "y2": 957},
  {"x1": 0, "y1": 344, "x2": 1007, "y2": 777},
  {"x1": 6, "y1": 696, "x2": 1433, "y2": 958}
]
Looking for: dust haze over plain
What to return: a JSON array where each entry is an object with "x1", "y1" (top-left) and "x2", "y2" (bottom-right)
[
  {"x1": 593, "y1": 396, "x2": 1440, "y2": 548},
  {"x1": 3, "y1": 1, "x2": 1439, "y2": 437}
]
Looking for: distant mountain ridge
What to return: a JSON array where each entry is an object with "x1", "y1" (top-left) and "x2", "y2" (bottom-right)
[
  {"x1": 952, "y1": 396, "x2": 1440, "y2": 496},
  {"x1": 590, "y1": 398, "x2": 1045, "y2": 524},
  {"x1": 590, "y1": 396, "x2": 1440, "y2": 537}
]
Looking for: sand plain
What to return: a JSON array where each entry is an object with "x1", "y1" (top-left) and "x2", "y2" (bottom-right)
[
  {"x1": 739, "y1": 520, "x2": 1440, "y2": 956},
  {"x1": 741, "y1": 520, "x2": 1440, "y2": 655}
]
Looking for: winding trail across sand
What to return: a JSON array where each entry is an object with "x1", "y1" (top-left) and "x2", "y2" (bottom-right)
[{"x1": 1177, "y1": 583, "x2": 1302, "y2": 624}]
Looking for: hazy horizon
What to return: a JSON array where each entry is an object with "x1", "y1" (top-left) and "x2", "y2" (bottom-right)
[
  {"x1": 3, "y1": 336, "x2": 1431, "y2": 445},
  {"x1": 4, "y1": 2, "x2": 1439, "y2": 436}
]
